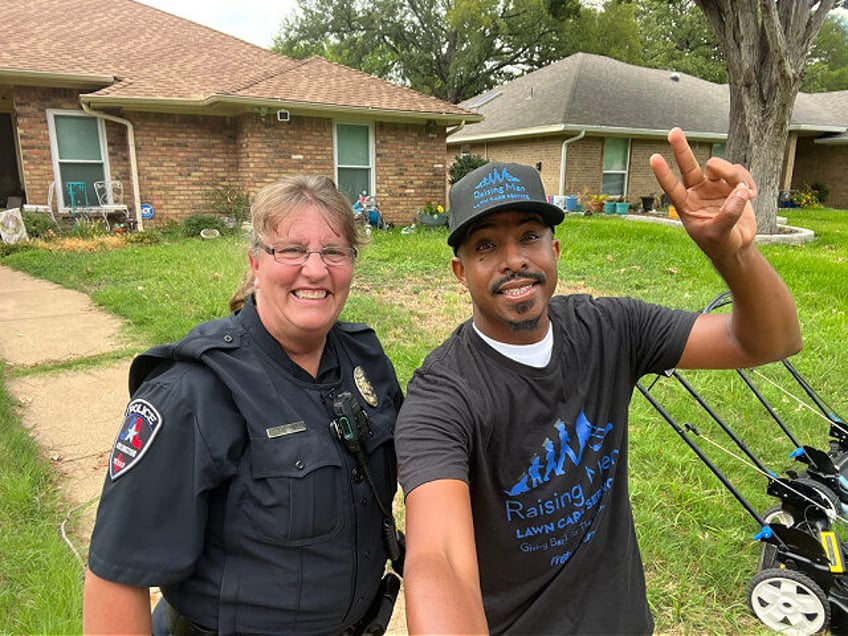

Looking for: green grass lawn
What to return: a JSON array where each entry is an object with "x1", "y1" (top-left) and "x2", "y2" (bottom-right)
[{"x1": 2, "y1": 207, "x2": 847, "y2": 633}]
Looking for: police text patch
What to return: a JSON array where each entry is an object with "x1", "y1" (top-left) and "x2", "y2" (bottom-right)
[{"x1": 109, "y1": 399, "x2": 163, "y2": 480}]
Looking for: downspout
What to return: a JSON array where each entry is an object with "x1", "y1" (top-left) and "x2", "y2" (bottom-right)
[
  {"x1": 558, "y1": 130, "x2": 586, "y2": 196},
  {"x1": 80, "y1": 102, "x2": 143, "y2": 231}
]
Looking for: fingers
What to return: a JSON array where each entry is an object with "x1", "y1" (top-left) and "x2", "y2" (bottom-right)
[
  {"x1": 703, "y1": 160, "x2": 758, "y2": 198},
  {"x1": 667, "y1": 127, "x2": 704, "y2": 189},
  {"x1": 649, "y1": 152, "x2": 686, "y2": 205}
]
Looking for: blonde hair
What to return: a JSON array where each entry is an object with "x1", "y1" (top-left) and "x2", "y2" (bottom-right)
[{"x1": 229, "y1": 175, "x2": 365, "y2": 311}]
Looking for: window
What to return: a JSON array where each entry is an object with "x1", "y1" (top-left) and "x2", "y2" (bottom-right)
[
  {"x1": 711, "y1": 143, "x2": 726, "y2": 159},
  {"x1": 335, "y1": 123, "x2": 373, "y2": 203},
  {"x1": 47, "y1": 110, "x2": 109, "y2": 209},
  {"x1": 601, "y1": 137, "x2": 630, "y2": 198}
]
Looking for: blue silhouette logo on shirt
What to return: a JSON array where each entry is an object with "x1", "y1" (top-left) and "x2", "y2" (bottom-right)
[{"x1": 504, "y1": 410, "x2": 613, "y2": 496}]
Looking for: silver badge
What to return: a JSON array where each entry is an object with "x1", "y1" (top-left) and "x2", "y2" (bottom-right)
[{"x1": 354, "y1": 366, "x2": 378, "y2": 407}]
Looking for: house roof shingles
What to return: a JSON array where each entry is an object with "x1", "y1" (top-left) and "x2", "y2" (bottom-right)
[
  {"x1": 450, "y1": 52, "x2": 848, "y2": 143},
  {"x1": 1, "y1": 0, "x2": 476, "y2": 122}
]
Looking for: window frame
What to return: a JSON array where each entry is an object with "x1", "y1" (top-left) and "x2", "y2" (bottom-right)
[
  {"x1": 46, "y1": 109, "x2": 110, "y2": 209},
  {"x1": 333, "y1": 121, "x2": 375, "y2": 203},
  {"x1": 601, "y1": 137, "x2": 631, "y2": 198}
]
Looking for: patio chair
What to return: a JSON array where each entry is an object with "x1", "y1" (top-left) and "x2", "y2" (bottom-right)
[
  {"x1": 94, "y1": 180, "x2": 135, "y2": 230},
  {"x1": 21, "y1": 181, "x2": 61, "y2": 228}
]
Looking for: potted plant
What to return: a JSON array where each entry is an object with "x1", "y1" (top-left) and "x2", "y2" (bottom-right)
[
  {"x1": 581, "y1": 193, "x2": 608, "y2": 215},
  {"x1": 416, "y1": 199, "x2": 448, "y2": 226}
]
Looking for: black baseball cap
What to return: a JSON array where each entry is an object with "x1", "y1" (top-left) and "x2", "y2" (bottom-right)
[{"x1": 447, "y1": 161, "x2": 565, "y2": 249}]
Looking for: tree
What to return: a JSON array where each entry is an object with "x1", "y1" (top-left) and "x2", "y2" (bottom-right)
[
  {"x1": 634, "y1": 0, "x2": 727, "y2": 83},
  {"x1": 802, "y1": 13, "x2": 848, "y2": 92},
  {"x1": 694, "y1": 0, "x2": 838, "y2": 233},
  {"x1": 273, "y1": 0, "x2": 581, "y2": 103}
]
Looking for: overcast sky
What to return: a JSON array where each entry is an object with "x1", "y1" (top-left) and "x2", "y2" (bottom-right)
[{"x1": 134, "y1": 0, "x2": 299, "y2": 48}]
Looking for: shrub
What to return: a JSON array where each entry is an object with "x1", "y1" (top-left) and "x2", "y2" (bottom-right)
[
  {"x1": 449, "y1": 154, "x2": 489, "y2": 185},
  {"x1": 204, "y1": 186, "x2": 250, "y2": 228},
  {"x1": 810, "y1": 182, "x2": 829, "y2": 205},
  {"x1": 21, "y1": 211, "x2": 57, "y2": 239},
  {"x1": 66, "y1": 219, "x2": 108, "y2": 239},
  {"x1": 0, "y1": 241, "x2": 33, "y2": 257},
  {"x1": 182, "y1": 213, "x2": 229, "y2": 238}
]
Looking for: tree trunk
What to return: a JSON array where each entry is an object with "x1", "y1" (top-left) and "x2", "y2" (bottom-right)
[{"x1": 695, "y1": 0, "x2": 835, "y2": 234}]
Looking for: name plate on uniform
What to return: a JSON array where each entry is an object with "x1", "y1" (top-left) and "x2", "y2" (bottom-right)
[{"x1": 266, "y1": 421, "x2": 306, "y2": 438}]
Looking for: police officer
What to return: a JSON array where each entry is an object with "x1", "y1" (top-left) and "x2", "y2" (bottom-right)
[{"x1": 83, "y1": 175, "x2": 403, "y2": 635}]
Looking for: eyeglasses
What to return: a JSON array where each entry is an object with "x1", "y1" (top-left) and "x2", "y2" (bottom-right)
[{"x1": 258, "y1": 243, "x2": 358, "y2": 267}]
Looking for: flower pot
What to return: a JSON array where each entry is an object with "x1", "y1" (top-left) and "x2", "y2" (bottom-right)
[
  {"x1": 616, "y1": 202, "x2": 629, "y2": 215},
  {"x1": 603, "y1": 201, "x2": 616, "y2": 215},
  {"x1": 640, "y1": 196, "x2": 655, "y2": 212},
  {"x1": 419, "y1": 213, "x2": 447, "y2": 227}
]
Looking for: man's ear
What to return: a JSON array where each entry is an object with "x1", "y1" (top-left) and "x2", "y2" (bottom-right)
[{"x1": 451, "y1": 255, "x2": 468, "y2": 287}]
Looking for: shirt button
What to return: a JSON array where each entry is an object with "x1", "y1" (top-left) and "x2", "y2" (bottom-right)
[
  {"x1": 363, "y1": 549, "x2": 371, "y2": 559},
  {"x1": 360, "y1": 497, "x2": 368, "y2": 506},
  {"x1": 223, "y1": 334, "x2": 233, "y2": 343},
  {"x1": 356, "y1": 597, "x2": 365, "y2": 605},
  {"x1": 294, "y1": 460, "x2": 305, "y2": 470},
  {"x1": 352, "y1": 467, "x2": 364, "y2": 483}
]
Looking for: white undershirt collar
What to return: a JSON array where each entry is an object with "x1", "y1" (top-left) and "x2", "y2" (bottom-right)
[{"x1": 473, "y1": 321, "x2": 553, "y2": 367}]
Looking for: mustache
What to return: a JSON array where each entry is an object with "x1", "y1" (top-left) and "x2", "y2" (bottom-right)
[{"x1": 490, "y1": 271, "x2": 545, "y2": 295}]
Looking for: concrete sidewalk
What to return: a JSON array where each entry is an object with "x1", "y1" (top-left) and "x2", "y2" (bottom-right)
[{"x1": 0, "y1": 264, "x2": 136, "y2": 538}]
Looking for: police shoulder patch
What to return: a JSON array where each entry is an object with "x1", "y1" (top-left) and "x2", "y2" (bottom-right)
[{"x1": 109, "y1": 398, "x2": 163, "y2": 480}]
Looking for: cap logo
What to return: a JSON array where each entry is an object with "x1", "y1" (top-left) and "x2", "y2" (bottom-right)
[{"x1": 473, "y1": 167, "x2": 530, "y2": 210}]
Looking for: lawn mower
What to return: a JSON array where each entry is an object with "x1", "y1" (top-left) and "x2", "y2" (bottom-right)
[{"x1": 637, "y1": 291, "x2": 848, "y2": 635}]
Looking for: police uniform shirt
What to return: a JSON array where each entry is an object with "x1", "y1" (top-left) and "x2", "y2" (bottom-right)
[{"x1": 88, "y1": 297, "x2": 402, "y2": 635}]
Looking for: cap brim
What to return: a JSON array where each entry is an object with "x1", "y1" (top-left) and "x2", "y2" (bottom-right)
[{"x1": 448, "y1": 200, "x2": 565, "y2": 248}]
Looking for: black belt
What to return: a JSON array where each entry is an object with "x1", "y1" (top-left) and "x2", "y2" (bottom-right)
[{"x1": 164, "y1": 599, "x2": 217, "y2": 636}]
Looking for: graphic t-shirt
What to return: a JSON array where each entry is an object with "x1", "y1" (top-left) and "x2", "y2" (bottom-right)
[{"x1": 396, "y1": 294, "x2": 697, "y2": 634}]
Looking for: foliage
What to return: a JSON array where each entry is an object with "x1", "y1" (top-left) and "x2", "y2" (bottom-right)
[
  {"x1": 273, "y1": 0, "x2": 581, "y2": 103},
  {"x1": 802, "y1": 14, "x2": 848, "y2": 92},
  {"x1": 0, "y1": 241, "x2": 33, "y2": 258},
  {"x1": 182, "y1": 213, "x2": 231, "y2": 238},
  {"x1": 20, "y1": 211, "x2": 57, "y2": 240},
  {"x1": 65, "y1": 219, "x2": 108, "y2": 240},
  {"x1": 634, "y1": 0, "x2": 726, "y2": 83},
  {"x1": 448, "y1": 153, "x2": 489, "y2": 184},
  {"x1": 418, "y1": 199, "x2": 444, "y2": 216},
  {"x1": 204, "y1": 186, "x2": 251, "y2": 228},
  {"x1": 791, "y1": 183, "x2": 829, "y2": 208}
]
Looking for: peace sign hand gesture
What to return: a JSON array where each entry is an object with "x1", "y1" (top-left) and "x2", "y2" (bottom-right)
[{"x1": 650, "y1": 127, "x2": 758, "y2": 262}]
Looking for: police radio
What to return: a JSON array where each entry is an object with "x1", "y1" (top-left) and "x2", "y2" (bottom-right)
[
  {"x1": 331, "y1": 391, "x2": 372, "y2": 457},
  {"x1": 329, "y1": 391, "x2": 405, "y2": 575}
]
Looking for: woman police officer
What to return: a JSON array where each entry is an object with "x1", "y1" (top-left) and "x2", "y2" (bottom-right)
[{"x1": 83, "y1": 176, "x2": 403, "y2": 635}]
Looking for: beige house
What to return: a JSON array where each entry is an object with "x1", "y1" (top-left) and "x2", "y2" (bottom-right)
[
  {"x1": 1, "y1": 0, "x2": 480, "y2": 228},
  {"x1": 448, "y1": 53, "x2": 848, "y2": 210}
]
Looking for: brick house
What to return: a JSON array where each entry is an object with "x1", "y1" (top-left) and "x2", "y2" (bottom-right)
[
  {"x1": 448, "y1": 53, "x2": 848, "y2": 210},
  {"x1": 0, "y1": 0, "x2": 480, "y2": 229}
]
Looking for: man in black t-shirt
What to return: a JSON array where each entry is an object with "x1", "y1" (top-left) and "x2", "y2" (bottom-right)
[{"x1": 396, "y1": 128, "x2": 802, "y2": 634}]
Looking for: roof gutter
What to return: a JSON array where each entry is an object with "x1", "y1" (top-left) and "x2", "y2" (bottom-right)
[
  {"x1": 80, "y1": 101, "x2": 143, "y2": 231},
  {"x1": 558, "y1": 131, "x2": 586, "y2": 196},
  {"x1": 449, "y1": 124, "x2": 728, "y2": 144},
  {"x1": 446, "y1": 120, "x2": 467, "y2": 138},
  {"x1": 83, "y1": 93, "x2": 480, "y2": 125},
  {"x1": 0, "y1": 68, "x2": 115, "y2": 88}
]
